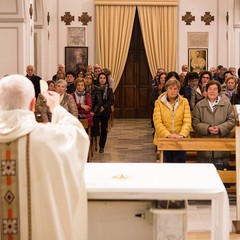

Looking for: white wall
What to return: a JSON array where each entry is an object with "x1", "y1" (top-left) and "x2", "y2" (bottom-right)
[
  {"x1": 178, "y1": 0, "x2": 232, "y2": 72},
  {"x1": 38, "y1": 0, "x2": 95, "y2": 80},
  {"x1": 0, "y1": 0, "x2": 239, "y2": 79},
  {"x1": 234, "y1": 0, "x2": 240, "y2": 69},
  {"x1": 38, "y1": 0, "x2": 240, "y2": 79},
  {"x1": 0, "y1": 0, "x2": 34, "y2": 77}
]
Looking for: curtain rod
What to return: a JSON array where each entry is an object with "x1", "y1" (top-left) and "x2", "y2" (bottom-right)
[{"x1": 95, "y1": 1, "x2": 178, "y2": 6}]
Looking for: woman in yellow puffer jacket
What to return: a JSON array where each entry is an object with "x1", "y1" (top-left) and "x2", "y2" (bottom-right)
[{"x1": 153, "y1": 74, "x2": 192, "y2": 163}]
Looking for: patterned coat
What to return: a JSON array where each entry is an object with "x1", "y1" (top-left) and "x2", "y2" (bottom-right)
[
  {"x1": 36, "y1": 93, "x2": 78, "y2": 121},
  {"x1": 35, "y1": 93, "x2": 52, "y2": 122},
  {"x1": 60, "y1": 93, "x2": 78, "y2": 118}
]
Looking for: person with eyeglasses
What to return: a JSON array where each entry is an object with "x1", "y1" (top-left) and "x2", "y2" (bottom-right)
[
  {"x1": 189, "y1": 71, "x2": 213, "y2": 110},
  {"x1": 192, "y1": 80, "x2": 235, "y2": 169}
]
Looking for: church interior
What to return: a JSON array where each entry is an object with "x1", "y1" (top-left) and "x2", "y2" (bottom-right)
[{"x1": 1, "y1": 0, "x2": 240, "y2": 239}]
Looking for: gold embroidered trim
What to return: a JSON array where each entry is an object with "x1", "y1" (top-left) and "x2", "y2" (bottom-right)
[
  {"x1": 0, "y1": 140, "x2": 20, "y2": 240},
  {"x1": 26, "y1": 134, "x2": 32, "y2": 240}
]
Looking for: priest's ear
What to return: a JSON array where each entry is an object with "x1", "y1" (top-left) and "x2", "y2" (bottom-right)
[{"x1": 30, "y1": 98, "x2": 36, "y2": 112}]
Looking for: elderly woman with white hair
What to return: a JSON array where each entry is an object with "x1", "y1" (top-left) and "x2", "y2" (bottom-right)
[
  {"x1": 36, "y1": 79, "x2": 78, "y2": 121},
  {"x1": 55, "y1": 79, "x2": 78, "y2": 118},
  {"x1": 192, "y1": 80, "x2": 235, "y2": 169}
]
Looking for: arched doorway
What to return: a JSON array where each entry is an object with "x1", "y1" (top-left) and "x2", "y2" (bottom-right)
[{"x1": 114, "y1": 11, "x2": 152, "y2": 118}]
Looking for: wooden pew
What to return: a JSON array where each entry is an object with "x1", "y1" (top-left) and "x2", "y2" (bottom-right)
[
  {"x1": 156, "y1": 138, "x2": 236, "y2": 192},
  {"x1": 218, "y1": 170, "x2": 236, "y2": 192},
  {"x1": 79, "y1": 119, "x2": 93, "y2": 161},
  {"x1": 157, "y1": 138, "x2": 235, "y2": 162}
]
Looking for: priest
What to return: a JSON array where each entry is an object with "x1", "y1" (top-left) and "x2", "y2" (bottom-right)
[{"x1": 0, "y1": 74, "x2": 89, "y2": 240}]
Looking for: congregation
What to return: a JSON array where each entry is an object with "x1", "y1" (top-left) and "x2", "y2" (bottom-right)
[
  {"x1": 27, "y1": 63, "x2": 114, "y2": 154},
  {"x1": 151, "y1": 64, "x2": 239, "y2": 169},
  {"x1": 4, "y1": 63, "x2": 238, "y2": 239},
  {"x1": 26, "y1": 62, "x2": 240, "y2": 166}
]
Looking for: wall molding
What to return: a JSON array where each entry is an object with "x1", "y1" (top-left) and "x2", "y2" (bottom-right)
[
  {"x1": 0, "y1": 0, "x2": 24, "y2": 19},
  {"x1": 234, "y1": 0, "x2": 240, "y2": 25},
  {"x1": 95, "y1": 0, "x2": 178, "y2": 6},
  {"x1": 0, "y1": 26, "x2": 20, "y2": 74},
  {"x1": 34, "y1": 0, "x2": 44, "y2": 29},
  {"x1": 0, "y1": 18, "x2": 24, "y2": 23}
]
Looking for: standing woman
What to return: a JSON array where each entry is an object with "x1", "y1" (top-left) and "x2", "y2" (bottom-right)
[
  {"x1": 153, "y1": 76, "x2": 192, "y2": 163},
  {"x1": 55, "y1": 79, "x2": 78, "y2": 118},
  {"x1": 47, "y1": 80, "x2": 55, "y2": 91},
  {"x1": 231, "y1": 82, "x2": 240, "y2": 104},
  {"x1": 189, "y1": 71, "x2": 212, "y2": 110},
  {"x1": 72, "y1": 78, "x2": 93, "y2": 128},
  {"x1": 55, "y1": 69, "x2": 66, "y2": 82},
  {"x1": 36, "y1": 80, "x2": 78, "y2": 121},
  {"x1": 192, "y1": 80, "x2": 235, "y2": 169},
  {"x1": 84, "y1": 72, "x2": 102, "y2": 146},
  {"x1": 199, "y1": 71, "x2": 212, "y2": 87},
  {"x1": 151, "y1": 72, "x2": 167, "y2": 129},
  {"x1": 152, "y1": 72, "x2": 167, "y2": 102},
  {"x1": 97, "y1": 72, "x2": 114, "y2": 153}
]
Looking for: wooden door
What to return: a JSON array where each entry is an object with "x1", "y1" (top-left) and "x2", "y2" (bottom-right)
[{"x1": 114, "y1": 11, "x2": 152, "y2": 118}]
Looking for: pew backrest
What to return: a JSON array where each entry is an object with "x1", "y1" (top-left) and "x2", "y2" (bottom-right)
[{"x1": 157, "y1": 138, "x2": 235, "y2": 163}]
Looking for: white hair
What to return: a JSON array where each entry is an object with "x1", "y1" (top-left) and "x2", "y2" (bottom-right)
[
  {"x1": 0, "y1": 74, "x2": 35, "y2": 110},
  {"x1": 26, "y1": 65, "x2": 35, "y2": 71},
  {"x1": 55, "y1": 79, "x2": 67, "y2": 88}
]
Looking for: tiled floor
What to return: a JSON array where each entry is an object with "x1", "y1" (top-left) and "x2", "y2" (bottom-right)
[
  {"x1": 90, "y1": 118, "x2": 240, "y2": 239},
  {"x1": 92, "y1": 119, "x2": 156, "y2": 163}
]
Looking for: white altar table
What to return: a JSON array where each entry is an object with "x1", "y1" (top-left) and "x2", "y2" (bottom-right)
[{"x1": 85, "y1": 163, "x2": 229, "y2": 240}]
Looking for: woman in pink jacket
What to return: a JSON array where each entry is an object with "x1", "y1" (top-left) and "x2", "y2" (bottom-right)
[{"x1": 72, "y1": 78, "x2": 93, "y2": 128}]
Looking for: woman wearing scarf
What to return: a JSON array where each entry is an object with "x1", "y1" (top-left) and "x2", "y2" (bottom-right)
[
  {"x1": 72, "y1": 78, "x2": 93, "y2": 128},
  {"x1": 96, "y1": 72, "x2": 114, "y2": 153}
]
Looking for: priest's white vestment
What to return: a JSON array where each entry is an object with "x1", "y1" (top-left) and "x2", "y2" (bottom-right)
[{"x1": 0, "y1": 105, "x2": 89, "y2": 240}]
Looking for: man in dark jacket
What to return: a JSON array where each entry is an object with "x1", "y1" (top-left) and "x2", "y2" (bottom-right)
[{"x1": 26, "y1": 65, "x2": 41, "y2": 98}]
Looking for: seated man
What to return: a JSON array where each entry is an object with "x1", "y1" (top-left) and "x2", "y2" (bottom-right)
[{"x1": 0, "y1": 74, "x2": 89, "y2": 240}]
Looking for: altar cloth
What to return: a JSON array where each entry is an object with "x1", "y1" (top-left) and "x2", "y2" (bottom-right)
[{"x1": 85, "y1": 163, "x2": 229, "y2": 240}]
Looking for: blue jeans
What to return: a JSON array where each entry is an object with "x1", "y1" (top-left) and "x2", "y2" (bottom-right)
[{"x1": 163, "y1": 151, "x2": 186, "y2": 163}]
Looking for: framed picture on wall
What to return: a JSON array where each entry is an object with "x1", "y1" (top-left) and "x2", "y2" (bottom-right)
[
  {"x1": 67, "y1": 27, "x2": 86, "y2": 46},
  {"x1": 65, "y1": 46, "x2": 88, "y2": 74},
  {"x1": 188, "y1": 48, "x2": 208, "y2": 74}
]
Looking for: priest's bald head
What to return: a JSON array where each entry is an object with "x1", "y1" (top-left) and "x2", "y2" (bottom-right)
[{"x1": 0, "y1": 74, "x2": 35, "y2": 111}]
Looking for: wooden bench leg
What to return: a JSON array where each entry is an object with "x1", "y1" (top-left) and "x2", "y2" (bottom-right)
[
  {"x1": 156, "y1": 150, "x2": 163, "y2": 163},
  {"x1": 87, "y1": 128, "x2": 92, "y2": 160},
  {"x1": 156, "y1": 151, "x2": 160, "y2": 162}
]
